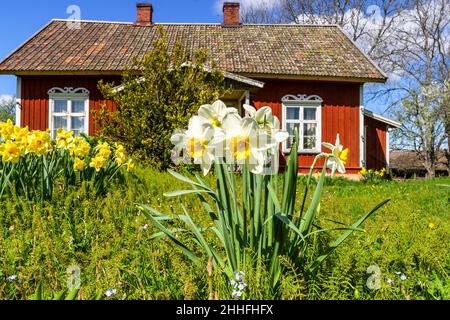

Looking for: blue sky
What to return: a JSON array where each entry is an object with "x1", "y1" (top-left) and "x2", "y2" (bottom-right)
[{"x1": 0, "y1": 0, "x2": 224, "y2": 96}]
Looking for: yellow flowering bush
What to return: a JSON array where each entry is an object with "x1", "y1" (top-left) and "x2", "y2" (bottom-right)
[{"x1": 0, "y1": 121, "x2": 134, "y2": 200}]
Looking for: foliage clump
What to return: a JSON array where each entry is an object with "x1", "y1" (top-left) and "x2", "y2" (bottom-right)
[{"x1": 98, "y1": 29, "x2": 228, "y2": 170}]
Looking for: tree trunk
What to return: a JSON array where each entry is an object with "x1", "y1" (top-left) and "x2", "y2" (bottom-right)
[{"x1": 424, "y1": 162, "x2": 436, "y2": 179}]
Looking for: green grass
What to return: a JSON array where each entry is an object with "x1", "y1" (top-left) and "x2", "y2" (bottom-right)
[{"x1": 0, "y1": 167, "x2": 449, "y2": 300}]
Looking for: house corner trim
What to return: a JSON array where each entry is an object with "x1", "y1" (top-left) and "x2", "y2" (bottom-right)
[
  {"x1": 359, "y1": 85, "x2": 365, "y2": 168},
  {"x1": 15, "y1": 76, "x2": 22, "y2": 127}
]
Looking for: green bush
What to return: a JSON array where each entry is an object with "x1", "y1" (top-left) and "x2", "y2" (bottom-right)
[{"x1": 98, "y1": 28, "x2": 228, "y2": 170}]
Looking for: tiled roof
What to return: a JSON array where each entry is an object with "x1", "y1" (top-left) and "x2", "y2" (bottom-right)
[{"x1": 0, "y1": 20, "x2": 386, "y2": 82}]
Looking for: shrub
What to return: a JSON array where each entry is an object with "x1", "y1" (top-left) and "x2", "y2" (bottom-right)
[{"x1": 98, "y1": 28, "x2": 228, "y2": 170}]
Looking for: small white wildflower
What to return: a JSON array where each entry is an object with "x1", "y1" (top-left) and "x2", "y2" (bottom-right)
[
  {"x1": 400, "y1": 273, "x2": 407, "y2": 281},
  {"x1": 231, "y1": 290, "x2": 243, "y2": 299},
  {"x1": 234, "y1": 271, "x2": 245, "y2": 282},
  {"x1": 7, "y1": 275, "x2": 18, "y2": 282},
  {"x1": 386, "y1": 278, "x2": 394, "y2": 284},
  {"x1": 395, "y1": 271, "x2": 402, "y2": 275},
  {"x1": 237, "y1": 283, "x2": 247, "y2": 291},
  {"x1": 230, "y1": 279, "x2": 237, "y2": 287},
  {"x1": 105, "y1": 288, "x2": 117, "y2": 297},
  {"x1": 139, "y1": 224, "x2": 149, "y2": 230}
]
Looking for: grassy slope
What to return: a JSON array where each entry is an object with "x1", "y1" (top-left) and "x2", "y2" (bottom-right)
[{"x1": 0, "y1": 167, "x2": 448, "y2": 300}]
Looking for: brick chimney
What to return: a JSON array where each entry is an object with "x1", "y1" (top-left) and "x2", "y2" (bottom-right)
[
  {"x1": 223, "y1": 2, "x2": 240, "y2": 26},
  {"x1": 136, "y1": 3, "x2": 153, "y2": 26}
]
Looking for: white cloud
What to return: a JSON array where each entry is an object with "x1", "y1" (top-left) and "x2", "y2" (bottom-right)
[
  {"x1": 0, "y1": 94, "x2": 14, "y2": 104},
  {"x1": 214, "y1": 0, "x2": 279, "y2": 14}
]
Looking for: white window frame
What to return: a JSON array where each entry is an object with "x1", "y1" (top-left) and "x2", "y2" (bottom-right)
[
  {"x1": 282, "y1": 94, "x2": 323, "y2": 154},
  {"x1": 48, "y1": 87, "x2": 90, "y2": 138}
]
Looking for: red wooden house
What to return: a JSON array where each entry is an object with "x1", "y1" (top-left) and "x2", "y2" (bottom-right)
[{"x1": 0, "y1": 2, "x2": 401, "y2": 175}]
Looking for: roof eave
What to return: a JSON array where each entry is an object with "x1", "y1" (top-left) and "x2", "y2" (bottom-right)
[{"x1": 363, "y1": 109, "x2": 402, "y2": 128}]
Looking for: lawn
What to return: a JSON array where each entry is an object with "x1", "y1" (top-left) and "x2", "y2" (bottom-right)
[{"x1": 1, "y1": 167, "x2": 449, "y2": 300}]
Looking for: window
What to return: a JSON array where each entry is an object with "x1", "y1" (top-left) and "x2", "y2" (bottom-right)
[
  {"x1": 48, "y1": 87, "x2": 90, "y2": 138},
  {"x1": 282, "y1": 94, "x2": 322, "y2": 153}
]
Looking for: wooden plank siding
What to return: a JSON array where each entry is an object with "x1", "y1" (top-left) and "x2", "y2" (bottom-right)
[
  {"x1": 18, "y1": 76, "x2": 389, "y2": 174},
  {"x1": 251, "y1": 79, "x2": 363, "y2": 174},
  {"x1": 20, "y1": 76, "x2": 120, "y2": 135},
  {"x1": 364, "y1": 115, "x2": 387, "y2": 170}
]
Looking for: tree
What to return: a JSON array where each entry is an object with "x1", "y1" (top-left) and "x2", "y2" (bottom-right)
[
  {"x1": 98, "y1": 29, "x2": 228, "y2": 170},
  {"x1": 0, "y1": 96, "x2": 15, "y2": 122}
]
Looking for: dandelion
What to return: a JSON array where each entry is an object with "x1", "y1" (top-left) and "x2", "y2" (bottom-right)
[
  {"x1": 428, "y1": 222, "x2": 437, "y2": 230},
  {"x1": 105, "y1": 288, "x2": 117, "y2": 297}
]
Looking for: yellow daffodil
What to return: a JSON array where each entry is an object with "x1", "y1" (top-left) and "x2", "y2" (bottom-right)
[
  {"x1": 56, "y1": 128, "x2": 74, "y2": 149},
  {"x1": 73, "y1": 157, "x2": 86, "y2": 172},
  {"x1": 126, "y1": 159, "x2": 135, "y2": 171},
  {"x1": 27, "y1": 130, "x2": 52, "y2": 155},
  {"x1": 0, "y1": 119, "x2": 15, "y2": 140},
  {"x1": 95, "y1": 142, "x2": 112, "y2": 159},
  {"x1": 90, "y1": 156, "x2": 106, "y2": 172},
  {"x1": 360, "y1": 167, "x2": 367, "y2": 175},
  {"x1": 70, "y1": 136, "x2": 91, "y2": 158},
  {"x1": 0, "y1": 141, "x2": 21, "y2": 163},
  {"x1": 114, "y1": 143, "x2": 127, "y2": 165}
]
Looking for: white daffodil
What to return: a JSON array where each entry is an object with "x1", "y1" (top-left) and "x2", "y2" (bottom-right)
[
  {"x1": 322, "y1": 134, "x2": 349, "y2": 175},
  {"x1": 198, "y1": 100, "x2": 239, "y2": 130},
  {"x1": 214, "y1": 115, "x2": 276, "y2": 174},
  {"x1": 170, "y1": 116, "x2": 215, "y2": 175},
  {"x1": 243, "y1": 104, "x2": 289, "y2": 143}
]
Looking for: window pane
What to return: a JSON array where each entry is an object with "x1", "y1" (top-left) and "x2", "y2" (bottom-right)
[
  {"x1": 303, "y1": 123, "x2": 317, "y2": 136},
  {"x1": 304, "y1": 108, "x2": 316, "y2": 120},
  {"x1": 71, "y1": 117, "x2": 85, "y2": 132},
  {"x1": 52, "y1": 116, "x2": 67, "y2": 138},
  {"x1": 303, "y1": 137, "x2": 316, "y2": 150},
  {"x1": 286, "y1": 123, "x2": 300, "y2": 150},
  {"x1": 54, "y1": 100, "x2": 67, "y2": 113},
  {"x1": 72, "y1": 100, "x2": 85, "y2": 113},
  {"x1": 286, "y1": 107, "x2": 300, "y2": 120},
  {"x1": 303, "y1": 123, "x2": 317, "y2": 149}
]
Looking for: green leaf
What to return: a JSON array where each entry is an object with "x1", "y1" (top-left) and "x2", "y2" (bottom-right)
[
  {"x1": 139, "y1": 205, "x2": 200, "y2": 265},
  {"x1": 309, "y1": 199, "x2": 390, "y2": 274}
]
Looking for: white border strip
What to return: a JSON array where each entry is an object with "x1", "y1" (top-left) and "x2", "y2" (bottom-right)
[
  {"x1": 359, "y1": 85, "x2": 365, "y2": 167},
  {"x1": 15, "y1": 76, "x2": 21, "y2": 127},
  {"x1": 363, "y1": 109, "x2": 402, "y2": 128}
]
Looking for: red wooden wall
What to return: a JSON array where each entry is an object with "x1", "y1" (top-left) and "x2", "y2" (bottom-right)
[
  {"x1": 364, "y1": 116, "x2": 387, "y2": 170},
  {"x1": 20, "y1": 75, "x2": 120, "y2": 135},
  {"x1": 251, "y1": 79, "x2": 363, "y2": 174},
  {"x1": 19, "y1": 76, "x2": 388, "y2": 174}
]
